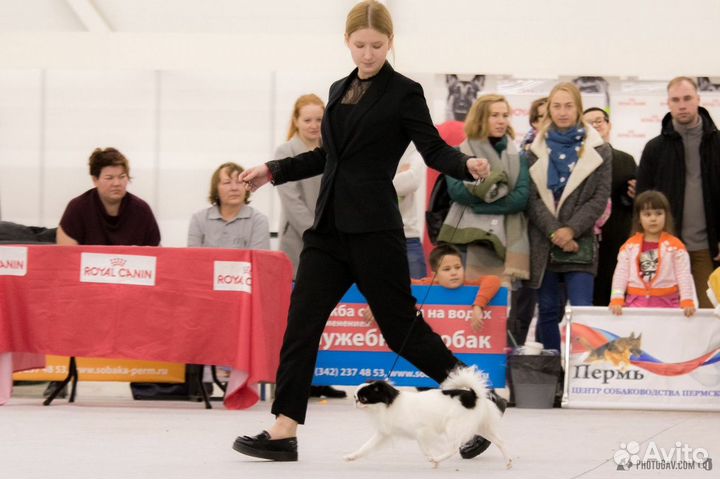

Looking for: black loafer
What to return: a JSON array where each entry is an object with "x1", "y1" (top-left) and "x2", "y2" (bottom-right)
[
  {"x1": 460, "y1": 435, "x2": 491, "y2": 459},
  {"x1": 460, "y1": 390, "x2": 507, "y2": 459},
  {"x1": 232, "y1": 431, "x2": 298, "y2": 461}
]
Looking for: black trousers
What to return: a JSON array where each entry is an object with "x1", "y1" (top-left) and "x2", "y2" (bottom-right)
[{"x1": 271, "y1": 226, "x2": 460, "y2": 423}]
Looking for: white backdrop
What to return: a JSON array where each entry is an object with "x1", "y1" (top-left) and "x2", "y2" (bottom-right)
[{"x1": 1, "y1": 0, "x2": 719, "y2": 247}]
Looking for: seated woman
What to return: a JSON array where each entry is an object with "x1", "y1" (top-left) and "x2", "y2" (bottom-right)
[
  {"x1": 188, "y1": 162, "x2": 269, "y2": 250},
  {"x1": 186, "y1": 162, "x2": 270, "y2": 395}
]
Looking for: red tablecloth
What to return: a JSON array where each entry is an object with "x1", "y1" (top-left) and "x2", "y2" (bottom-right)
[{"x1": 0, "y1": 245, "x2": 292, "y2": 409}]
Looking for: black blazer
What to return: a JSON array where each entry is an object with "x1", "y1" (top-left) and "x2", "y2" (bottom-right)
[{"x1": 267, "y1": 62, "x2": 472, "y2": 234}]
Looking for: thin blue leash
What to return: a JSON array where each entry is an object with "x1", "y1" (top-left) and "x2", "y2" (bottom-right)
[{"x1": 383, "y1": 176, "x2": 482, "y2": 381}]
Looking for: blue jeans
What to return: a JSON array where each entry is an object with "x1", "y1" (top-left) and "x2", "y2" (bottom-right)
[
  {"x1": 537, "y1": 271, "x2": 593, "y2": 351},
  {"x1": 406, "y1": 237, "x2": 427, "y2": 279}
]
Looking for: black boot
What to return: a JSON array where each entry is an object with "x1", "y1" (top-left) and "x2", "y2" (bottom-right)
[
  {"x1": 309, "y1": 385, "x2": 347, "y2": 398},
  {"x1": 460, "y1": 389, "x2": 507, "y2": 459}
]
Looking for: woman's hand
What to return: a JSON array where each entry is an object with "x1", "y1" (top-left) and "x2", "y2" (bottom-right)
[
  {"x1": 466, "y1": 157, "x2": 490, "y2": 181},
  {"x1": 683, "y1": 306, "x2": 696, "y2": 318},
  {"x1": 238, "y1": 164, "x2": 271, "y2": 192},
  {"x1": 609, "y1": 304, "x2": 623, "y2": 316},
  {"x1": 562, "y1": 240, "x2": 579, "y2": 253},
  {"x1": 551, "y1": 227, "x2": 575, "y2": 248}
]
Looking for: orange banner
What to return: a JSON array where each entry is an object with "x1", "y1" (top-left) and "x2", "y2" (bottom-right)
[{"x1": 12, "y1": 355, "x2": 186, "y2": 383}]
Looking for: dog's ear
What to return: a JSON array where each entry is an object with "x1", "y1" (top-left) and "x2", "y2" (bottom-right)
[{"x1": 375, "y1": 381, "x2": 400, "y2": 405}]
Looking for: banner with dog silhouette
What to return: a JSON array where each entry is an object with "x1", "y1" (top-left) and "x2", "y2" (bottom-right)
[
  {"x1": 313, "y1": 284, "x2": 507, "y2": 388},
  {"x1": 565, "y1": 307, "x2": 720, "y2": 411}
]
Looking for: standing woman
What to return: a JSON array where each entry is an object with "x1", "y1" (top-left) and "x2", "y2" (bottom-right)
[
  {"x1": 526, "y1": 82, "x2": 611, "y2": 351},
  {"x1": 438, "y1": 94, "x2": 530, "y2": 286},
  {"x1": 275, "y1": 94, "x2": 325, "y2": 276},
  {"x1": 234, "y1": 0, "x2": 490, "y2": 461},
  {"x1": 275, "y1": 94, "x2": 347, "y2": 400}
]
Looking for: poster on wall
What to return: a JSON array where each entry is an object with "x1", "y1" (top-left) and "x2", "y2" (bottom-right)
[
  {"x1": 571, "y1": 76, "x2": 611, "y2": 110},
  {"x1": 697, "y1": 77, "x2": 720, "y2": 129},
  {"x1": 445, "y1": 74, "x2": 486, "y2": 122},
  {"x1": 313, "y1": 285, "x2": 508, "y2": 388},
  {"x1": 610, "y1": 80, "x2": 667, "y2": 161},
  {"x1": 565, "y1": 306, "x2": 720, "y2": 411}
]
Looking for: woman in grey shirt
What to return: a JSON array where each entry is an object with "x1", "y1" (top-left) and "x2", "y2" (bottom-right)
[{"x1": 188, "y1": 162, "x2": 269, "y2": 250}]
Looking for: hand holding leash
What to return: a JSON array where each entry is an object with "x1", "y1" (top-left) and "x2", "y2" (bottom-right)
[
  {"x1": 466, "y1": 157, "x2": 490, "y2": 181},
  {"x1": 238, "y1": 164, "x2": 271, "y2": 192}
]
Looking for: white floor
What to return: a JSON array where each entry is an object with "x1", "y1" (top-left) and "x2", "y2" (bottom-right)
[{"x1": 1, "y1": 382, "x2": 718, "y2": 479}]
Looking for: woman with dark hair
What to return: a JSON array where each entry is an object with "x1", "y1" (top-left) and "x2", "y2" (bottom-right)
[
  {"x1": 57, "y1": 147, "x2": 160, "y2": 247},
  {"x1": 519, "y1": 97, "x2": 548, "y2": 160},
  {"x1": 54, "y1": 147, "x2": 160, "y2": 399}
]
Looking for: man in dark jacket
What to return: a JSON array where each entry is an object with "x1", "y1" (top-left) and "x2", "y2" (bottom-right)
[{"x1": 637, "y1": 76, "x2": 720, "y2": 308}]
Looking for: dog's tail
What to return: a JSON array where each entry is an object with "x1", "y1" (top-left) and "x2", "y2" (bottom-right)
[{"x1": 441, "y1": 365, "x2": 489, "y2": 407}]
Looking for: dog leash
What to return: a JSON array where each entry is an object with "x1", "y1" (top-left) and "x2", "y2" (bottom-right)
[{"x1": 384, "y1": 176, "x2": 482, "y2": 381}]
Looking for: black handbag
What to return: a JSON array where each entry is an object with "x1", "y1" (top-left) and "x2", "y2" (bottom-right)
[{"x1": 550, "y1": 235, "x2": 594, "y2": 265}]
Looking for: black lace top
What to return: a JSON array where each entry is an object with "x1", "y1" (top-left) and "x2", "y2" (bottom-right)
[{"x1": 331, "y1": 75, "x2": 374, "y2": 149}]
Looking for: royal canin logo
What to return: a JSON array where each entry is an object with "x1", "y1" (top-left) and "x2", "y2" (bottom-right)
[{"x1": 110, "y1": 257, "x2": 127, "y2": 267}]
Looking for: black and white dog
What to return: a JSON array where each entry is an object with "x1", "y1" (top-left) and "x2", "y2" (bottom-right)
[{"x1": 344, "y1": 367, "x2": 512, "y2": 468}]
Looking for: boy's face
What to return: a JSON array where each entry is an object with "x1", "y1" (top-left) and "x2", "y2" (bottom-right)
[{"x1": 434, "y1": 255, "x2": 465, "y2": 289}]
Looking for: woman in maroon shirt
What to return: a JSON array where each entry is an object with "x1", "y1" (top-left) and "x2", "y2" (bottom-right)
[{"x1": 57, "y1": 147, "x2": 160, "y2": 246}]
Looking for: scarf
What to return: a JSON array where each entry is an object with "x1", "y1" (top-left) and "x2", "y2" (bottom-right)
[
  {"x1": 546, "y1": 125, "x2": 585, "y2": 200},
  {"x1": 491, "y1": 135, "x2": 508, "y2": 155},
  {"x1": 438, "y1": 137, "x2": 530, "y2": 285}
]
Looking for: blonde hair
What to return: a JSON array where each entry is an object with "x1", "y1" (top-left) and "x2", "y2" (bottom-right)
[
  {"x1": 539, "y1": 82, "x2": 585, "y2": 138},
  {"x1": 345, "y1": 0, "x2": 394, "y2": 38},
  {"x1": 208, "y1": 162, "x2": 250, "y2": 205},
  {"x1": 286, "y1": 94, "x2": 325, "y2": 141},
  {"x1": 464, "y1": 94, "x2": 515, "y2": 140}
]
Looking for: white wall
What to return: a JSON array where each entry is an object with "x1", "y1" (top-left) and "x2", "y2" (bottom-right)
[
  {"x1": 1, "y1": 0, "x2": 718, "y2": 77},
  {"x1": 1, "y1": 0, "x2": 719, "y2": 245}
]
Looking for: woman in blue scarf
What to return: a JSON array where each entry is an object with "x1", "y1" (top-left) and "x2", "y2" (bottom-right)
[{"x1": 525, "y1": 83, "x2": 611, "y2": 352}]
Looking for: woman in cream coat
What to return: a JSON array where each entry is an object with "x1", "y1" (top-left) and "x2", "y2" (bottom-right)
[{"x1": 526, "y1": 82, "x2": 611, "y2": 351}]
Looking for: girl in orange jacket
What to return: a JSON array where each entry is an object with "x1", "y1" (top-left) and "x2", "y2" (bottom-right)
[{"x1": 610, "y1": 190, "x2": 697, "y2": 317}]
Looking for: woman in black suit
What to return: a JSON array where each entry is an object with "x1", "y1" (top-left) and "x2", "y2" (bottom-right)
[{"x1": 233, "y1": 0, "x2": 490, "y2": 462}]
